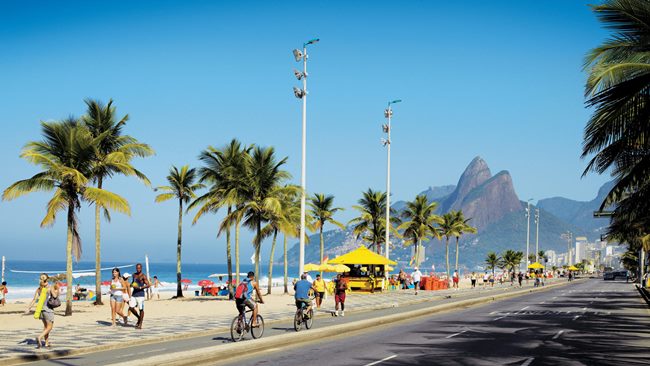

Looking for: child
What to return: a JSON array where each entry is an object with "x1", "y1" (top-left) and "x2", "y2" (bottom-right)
[{"x1": 0, "y1": 281, "x2": 7, "y2": 306}]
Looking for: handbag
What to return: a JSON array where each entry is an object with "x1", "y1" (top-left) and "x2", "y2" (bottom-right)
[{"x1": 47, "y1": 293, "x2": 61, "y2": 309}]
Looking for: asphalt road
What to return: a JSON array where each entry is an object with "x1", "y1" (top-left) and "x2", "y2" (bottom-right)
[
  {"x1": 221, "y1": 279, "x2": 650, "y2": 366},
  {"x1": 24, "y1": 283, "x2": 550, "y2": 366}
]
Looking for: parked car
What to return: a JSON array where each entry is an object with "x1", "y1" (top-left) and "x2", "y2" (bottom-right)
[{"x1": 604, "y1": 270, "x2": 628, "y2": 280}]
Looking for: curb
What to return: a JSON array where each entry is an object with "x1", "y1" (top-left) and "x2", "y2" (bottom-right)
[
  {"x1": 120, "y1": 280, "x2": 576, "y2": 366},
  {"x1": 1, "y1": 280, "x2": 574, "y2": 366}
]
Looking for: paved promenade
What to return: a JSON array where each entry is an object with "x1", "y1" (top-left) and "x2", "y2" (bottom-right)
[{"x1": 0, "y1": 279, "x2": 559, "y2": 364}]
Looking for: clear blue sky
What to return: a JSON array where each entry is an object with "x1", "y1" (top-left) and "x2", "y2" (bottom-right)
[{"x1": 0, "y1": 1, "x2": 611, "y2": 264}]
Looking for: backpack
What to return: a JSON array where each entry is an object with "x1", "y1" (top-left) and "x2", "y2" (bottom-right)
[{"x1": 235, "y1": 280, "x2": 250, "y2": 299}]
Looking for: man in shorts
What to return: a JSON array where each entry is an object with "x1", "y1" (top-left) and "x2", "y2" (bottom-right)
[
  {"x1": 151, "y1": 276, "x2": 160, "y2": 300},
  {"x1": 411, "y1": 267, "x2": 422, "y2": 295},
  {"x1": 130, "y1": 263, "x2": 150, "y2": 329},
  {"x1": 235, "y1": 271, "x2": 264, "y2": 327},
  {"x1": 333, "y1": 274, "x2": 348, "y2": 317},
  {"x1": 312, "y1": 274, "x2": 326, "y2": 308},
  {"x1": 295, "y1": 274, "x2": 317, "y2": 315}
]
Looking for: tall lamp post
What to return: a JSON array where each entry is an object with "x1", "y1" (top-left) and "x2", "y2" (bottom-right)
[
  {"x1": 525, "y1": 198, "x2": 533, "y2": 271},
  {"x1": 382, "y1": 99, "x2": 401, "y2": 259},
  {"x1": 292, "y1": 38, "x2": 319, "y2": 276},
  {"x1": 535, "y1": 208, "x2": 540, "y2": 263}
]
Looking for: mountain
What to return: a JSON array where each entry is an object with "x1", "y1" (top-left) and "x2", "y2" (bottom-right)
[
  {"x1": 537, "y1": 180, "x2": 614, "y2": 236},
  {"x1": 283, "y1": 157, "x2": 610, "y2": 270}
]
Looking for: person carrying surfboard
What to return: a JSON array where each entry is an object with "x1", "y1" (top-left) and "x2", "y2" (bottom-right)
[{"x1": 24, "y1": 273, "x2": 60, "y2": 348}]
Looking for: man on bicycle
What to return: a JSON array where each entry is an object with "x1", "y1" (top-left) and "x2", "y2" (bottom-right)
[
  {"x1": 294, "y1": 273, "x2": 317, "y2": 317},
  {"x1": 235, "y1": 271, "x2": 264, "y2": 327}
]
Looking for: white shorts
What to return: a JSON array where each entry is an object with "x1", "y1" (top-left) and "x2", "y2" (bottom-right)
[
  {"x1": 152, "y1": 287, "x2": 159, "y2": 294},
  {"x1": 130, "y1": 296, "x2": 145, "y2": 310}
]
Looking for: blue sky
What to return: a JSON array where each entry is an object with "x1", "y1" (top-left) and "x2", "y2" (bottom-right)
[{"x1": 0, "y1": 1, "x2": 611, "y2": 264}]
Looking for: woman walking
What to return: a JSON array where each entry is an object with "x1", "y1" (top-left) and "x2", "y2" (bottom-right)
[
  {"x1": 24, "y1": 273, "x2": 60, "y2": 348},
  {"x1": 110, "y1": 268, "x2": 128, "y2": 326}
]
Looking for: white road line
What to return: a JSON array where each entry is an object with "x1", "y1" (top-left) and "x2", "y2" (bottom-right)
[
  {"x1": 363, "y1": 355, "x2": 398, "y2": 366},
  {"x1": 521, "y1": 357, "x2": 535, "y2": 366},
  {"x1": 520, "y1": 306, "x2": 529, "y2": 311},
  {"x1": 552, "y1": 296, "x2": 557, "y2": 299},
  {"x1": 573, "y1": 315, "x2": 580, "y2": 321},
  {"x1": 445, "y1": 330, "x2": 467, "y2": 339},
  {"x1": 494, "y1": 316, "x2": 507, "y2": 321},
  {"x1": 539, "y1": 301, "x2": 545, "y2": 304},
  {"x1": 552, "y1": 330, "x2": 565, "y2": 340}
]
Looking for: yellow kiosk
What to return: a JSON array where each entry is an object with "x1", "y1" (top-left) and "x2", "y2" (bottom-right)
[{"x1": 328, "y1": 246, "x2": 397, "y2": 292}]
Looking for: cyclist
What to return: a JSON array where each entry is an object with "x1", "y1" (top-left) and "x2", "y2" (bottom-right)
[
  {"x1": 294, "y1": 274, "x2": 317, "y2": 317},
  {"x1": 235, "y1": 271, "x2": 264, "y2": 327}
]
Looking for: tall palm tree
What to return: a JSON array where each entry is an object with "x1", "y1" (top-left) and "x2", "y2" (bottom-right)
[
  {"x1": 349, "y1": 189, "x2": 388, "y2": 254},
  {"x1": 309, "y1": 193, "x2": 345, "y2": 273},
  {"x1": 397, "y1": 195, "x2": 442, "y2": 267},
  {"x1": 282, "y1": 195, "x2": 302, "y2": 294},
  {"x1": 3, "y1": 119, "x2": 130, "y2": 315},
  {"x1": 82, "y1": 98, "x2": 154, "y2": 305},
  {"x1": 485, "y1": 252, "x2": 502, "y2": 278},
  {"x1": 502, "y1": 249, "x2": 524, "y2": 275},
  {"x1": 583, "y1": 0, "x2": 650, "y2": 232},
  {"x1": 235, "y1": 146, "x2": 290, "y2": 277},
  {"x1": 439, "y1": 212, "x2": 462, "y2": 281},
  {"x1": 258, "y1": 186, "x2": 300, "y2": 294},
  {"x1": 452, "y1": 211, "x2": 477, "y2": 274},
  {"x1": 190, "y1": 139, "x2": 250, "y2": 297},
  {"x1": 155, "y1": 165, "x2": 203, "y2": 298}
]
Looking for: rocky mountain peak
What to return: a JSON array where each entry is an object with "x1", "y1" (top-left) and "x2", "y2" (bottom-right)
[{"x1": 443, "y1": 156, "x2": 492, "y2": 212}]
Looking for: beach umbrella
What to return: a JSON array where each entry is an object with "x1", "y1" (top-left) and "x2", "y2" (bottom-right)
[
  {"x1": 181, "y1": 279, "x2": 192, "y2": 284},
  {"x1": 304, "y1": 263, "x2": 321, "y2": 272},
  {"x1": 101, "y1": 280, "x2": 111, "y2": 286},
  {"x1": 198, "y1": 280, "x2": 214, "y2": 287},
  {"x1": 567, "y1": 265, "x2": 579, "y2": 271},
  {"x1": 332, "y1": 264, "x2": 351, "y2": 273},
  {"x1": 528, "y1": 262, "x2": 544, "y2": 269},
  {"x1": 385, "y1": 265, "x2": 394, "y2": 271}
]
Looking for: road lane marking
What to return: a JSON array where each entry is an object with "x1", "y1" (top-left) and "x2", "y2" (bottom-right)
[
  {"x1": 521, "y1": 357, "x2": 535, "y2": 366},
  {"x1": 520, "y1": 306, "x2": 529, "y2": 311},
  {"x1": 493, "y1": 316, "x2": 506, "y2": 321},
  {"x1": 446, "y1": 330, "x2": 467, "y2": 338},
  {"x1": 573, "y1": 315, "x2": 580, "y2": 321},
  {"x1": 363, "y1": 355, "x2": 397, "y2": 366},
  {"x1": 552, "y1": 330, "x2": 564, "y2": 340},
  {"x1": 539, "y1": 301, "x2": 545, "y2": 304}
]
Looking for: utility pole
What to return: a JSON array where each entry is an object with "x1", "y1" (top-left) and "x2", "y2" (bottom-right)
[
  {"x1": 525, "y1": 199, "x2": 533, "y2": 271},
  {"x1": 382, "y1": 99, "x2": 401, "y2": 259},
  {"x1": 535, "y1": 208, "x2": 540, "y2": 263}
]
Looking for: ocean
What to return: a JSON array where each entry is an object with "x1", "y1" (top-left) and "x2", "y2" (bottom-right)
[{"x1": 1, "y1": 259, "x2": 302, "y2": 300}]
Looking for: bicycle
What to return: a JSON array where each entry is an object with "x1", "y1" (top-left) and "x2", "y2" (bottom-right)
[
  {"x1": 230, "y1": 304, "x2": 264, "y2": 342},
  {"x1": 293, "y1": 296, "x2": 315, "y2": 332}
]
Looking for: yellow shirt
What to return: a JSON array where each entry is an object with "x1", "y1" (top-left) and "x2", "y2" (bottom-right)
[{"x1": 314, "y1": 279, "x2": 326, "y2": 292}]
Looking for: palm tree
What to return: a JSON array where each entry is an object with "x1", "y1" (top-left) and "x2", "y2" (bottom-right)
[
  {"x1": 3, "y1": 119, "x2": 130, "y2": 315},
  {"x1": 82, "y1": 98, "x2": 154, "y2": 305},
  {"x1": 528, "y1": 254, "x2": 536, "y2": 266},
  {"x1": 236, "y1": 146, "x2": 290, "y2": 277},
  {"x1": 439, "y1": 212, "x2": 462, "y2": 281},
  {"x1": 397, "y1": 195, "x2": 442, "y2": 267},
  {"x1": 258, "y1": 186, "x2": 300, "y2": 294},
  {"x1": 309, "y1": 193, "x2": 345, "y2": 273},
  {"x1": 282, "y1": 195, "x2": 302, "y2": 294},
  {"x1": 155, "y1": 165, "x2": 203, "y2": 298},
  {"x1": 502, "y1": 249, "x2": 524, "y2": 274},
  {"x1": 349, "y1": 189, "x2": 388, "y2": 254},
  {"x1": 452, "y1": 210, "x2": 477, "y2": 273},
  {"x1": 583, "y1": 0, "x2": 650, "y2": 234},
  {"x1": 190, "y1": 139, "x2": 250, "y2": 297},
  {"x1": 485, "y1": 252, "x2": 502, "y2": 278}
]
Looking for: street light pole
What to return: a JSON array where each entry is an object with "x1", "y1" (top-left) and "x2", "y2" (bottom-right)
[
  {"x1": 383, "y1": 99, "x2": 401, "y2": 260},
  {"x1": 525, "y1": 199, "x2": 533, "y2": 271},
  {"x1": 535, "y1": 208, "x2": 540, "y2": 263},
  {"x1": 292, "y1": 38, "x2": 319, "y2": 276}
]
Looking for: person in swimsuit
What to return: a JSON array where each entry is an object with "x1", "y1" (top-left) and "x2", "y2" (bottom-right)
[
  {"x1": 129, "y1": 264, "x2": 150, "y2": 329},
  {"x1": 0, "y1": 281, "x2": 7, "y2": 306},
  {"x1": 313, "y1": 274, "x2": 326, "y2": 309},
  {"x1": 151, "y1": 276, "x2": 160, "y2": 300},
  {"x1": 109, "y1": 268, "x2": 128, "y2": 326},
  {"x1": 24, "y1": 273, "x2": 59, "y2": 348}
]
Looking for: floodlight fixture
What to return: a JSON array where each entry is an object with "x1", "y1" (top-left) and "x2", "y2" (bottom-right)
[
  {"x1": 293, "y1": 87, "x2": 305, "y2": 99},
  {"x1": 382, "y1": 124, "x2": 389, "y2": 133},
  {"x1": 293, "y1": 69, "x2": 304, "y2": 80},
  {"x1": 293, "y1": 49, "x2": 304, "y2": 62},
  {"x1": 381, "y1": 138, "x2": 390, "y2": 146}
]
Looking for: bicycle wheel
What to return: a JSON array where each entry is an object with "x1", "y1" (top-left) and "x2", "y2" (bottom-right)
[
  {"x1": 294, "y1": 310, "x2": 303, "y2": 332},
  {"x1": 230, "y1": 316, "x2": 245, "y2": 342},
  {"x1": 251, "y1": 315, "x2": 264, "y2": 339},
  {"x1": 305, "y1": 308, "x2": 314, "y2": 329}
]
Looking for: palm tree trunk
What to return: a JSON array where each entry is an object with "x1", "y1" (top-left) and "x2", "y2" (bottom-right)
[
  {"x1": 235, "y1": 219, "x2": 241, "y2": 285},
  {"x1": 267, "y1": 230, "x2": 277, "y2": 295},
  {"x1": 455, "y1": 236, "x2": 460, "y2": 273},
  {"x1": 226, "y1": 206, "x2": 233, "y2": 300},
  {"x1": 176, "y1": 199, "x2": 183, "y2": 298},
  {"x1": 254, "y1": 218, "x2": 261, "y2": 280},
  {"x1": 445, "y1": 237, "x2": 450, "y2": 282},
  {"x1": 319, "y1": 227, "x2": 324, "y2": 277},
  {"x1": 65, "y1": 204, "x2": 74, "y2": 316},
  {"x1": 416, "y1": 238, "x2": 422, "y2": 267},
  {"x1": 94, "y1": 177, "x2": 103, "y2": 305},
  {"x1": 283, "y1": 234, "x2": 288, "y2": 294}
]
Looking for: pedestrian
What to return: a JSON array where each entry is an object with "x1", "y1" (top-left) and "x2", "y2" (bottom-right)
[
  {"x1": 121, "y1": 272, "x2": 131, "y2": 324},
  {"x1": 398, "y1": 270, "x2": 407, "y2": 290},
  {"x1": 313, "y1": 274, "x2": 326, "y2": 309},
  {"x1": 489, "y1": 274, "x2": 495, "y2": 287},
  {"x1": 568, "y1": 271, "x2": 573, "y2": 282},
  {"x1": 109, "y1": 268, "x2": 128, "y2": 326},
  {"x1": 411, "y1": 267, "x2": 422, "y2": 295},
  {"x1": 129, "y1": 263, "x2": 150, "y2": 329},
  {"x1": 517, "y1": 272, "x2": 524, "y2": 287},
  {"x1": 483, "y1": 272, "x2": 489, "y2": 287},
  {"x1": 0, "y1": 281, "x2": 7, "y2": 306},
  {"x1": 470, "y1": 272, "x2": 477, "y2": 288},
  {"x1": 304, "y1": 272, "x2": 313, "y2": 283},
  {"x1": 333, "y1": 274, "x2": 347, "y2": 317},
  {"x1": 151, "y1": 276, "x2": 160, "y2": 300},
  {"x1": 24, "y1": 273, "x2": 60, "y2": 348},
  {"x1": 452, "y1": 270, "x2": 459, "y2": 289}
]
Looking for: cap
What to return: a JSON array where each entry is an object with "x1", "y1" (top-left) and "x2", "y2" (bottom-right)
[{"x1": 123, "y1": 272, "x2": 131, "y2": 278}]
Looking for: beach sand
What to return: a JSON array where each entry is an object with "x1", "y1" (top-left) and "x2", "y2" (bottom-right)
[{"x1": 0, "y1": 285, "x2": 298, "y2": 332}]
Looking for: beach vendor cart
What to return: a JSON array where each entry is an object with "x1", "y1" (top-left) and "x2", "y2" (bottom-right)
[{"x1": 328, "y1": 246, "x2": 397, "y2": 292}]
